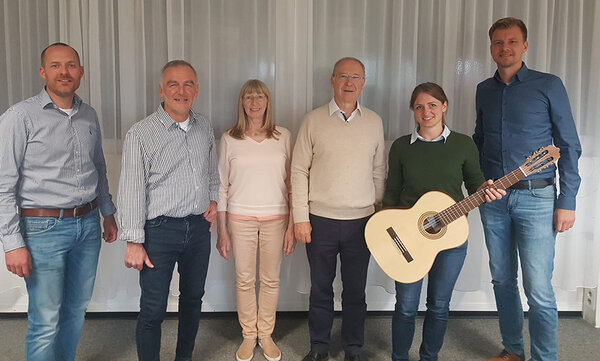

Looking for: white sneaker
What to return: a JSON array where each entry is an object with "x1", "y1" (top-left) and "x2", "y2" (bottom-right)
[{"x1": 258, "y1": 336, "x2": 281, "y2": 361}]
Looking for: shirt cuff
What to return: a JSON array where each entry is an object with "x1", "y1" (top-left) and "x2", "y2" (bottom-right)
[
  {"x1": 2, "y1": 233, "x2": 26, "y2": 252},
  {"x1": 117, "y1": 228, "x2": 145, "y2": 244},
  {"x1": 98, "y1": 203, "x2": 117, "y2": 218},
  {"x1": 97, "y1": 194, "x2": 117, "y2": 217},
  {"x1": 556, "y1": 194, "x2": 576, "y2": 211}
]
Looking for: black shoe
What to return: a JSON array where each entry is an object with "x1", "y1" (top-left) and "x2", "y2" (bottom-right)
[
  {"x1": 302, "y1": 352, "x2": 329, "y2": 361},
  {"x1": 344, "y1": 355, "x2": 363, "y2": 361}
]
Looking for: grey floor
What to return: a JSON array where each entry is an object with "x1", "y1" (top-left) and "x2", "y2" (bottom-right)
[{"x1": 1, "y1": 313, "x2": 599, "y2": 360}]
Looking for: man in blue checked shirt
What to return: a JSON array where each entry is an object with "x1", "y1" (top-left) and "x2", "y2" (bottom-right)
[
  {"x1": 117, "y1": 60, "x2": 219, "y2": 361},
  {"x1": 0, "y1": 43, "x2": 118, "y2": 361},
  {"x1": 474, "y1": 18, "x2": 582, "y2": 361}
]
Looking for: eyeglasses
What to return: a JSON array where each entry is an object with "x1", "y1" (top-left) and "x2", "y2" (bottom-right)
[
  {"x1": 243, "y1": 94, "x2": 267, "y2": 102},
  {"x1": 335, "y1": 73, "x2": 365, "y2": 83}
]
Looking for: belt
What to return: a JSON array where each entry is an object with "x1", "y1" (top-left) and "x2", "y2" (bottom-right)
[
  {"x1": 511, "y1": 178, "x2": 555, "y2": 190},
  {"x1": 21, "y1": 199, "x2": 98, "y2": 218}
]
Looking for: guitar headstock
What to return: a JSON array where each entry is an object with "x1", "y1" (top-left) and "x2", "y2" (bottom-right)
[{"x1": 520, "y1": 145, "x2": 560, "y2": 177}]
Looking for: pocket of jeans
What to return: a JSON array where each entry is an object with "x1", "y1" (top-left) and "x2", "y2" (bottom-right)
[
  {"x1": 145, "y1": 217, "x2": 165, "y2": 229},
  {"x1": 23, "y1": 217, "x2": 58, "y2": 235},
  {"x1": 531, "y1": 185, "x2": 556, "y2": 199}
]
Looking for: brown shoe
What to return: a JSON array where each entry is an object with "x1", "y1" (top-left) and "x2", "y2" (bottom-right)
[
  {"x1": 236, "y1": 338, "x2": 257, "y2": 361},
  {"x1": 487, "y1": 350, "x2": 525, "y2": 361},
  {"x1": 258, "y1": 336, "x2": 281, "y2": 361}
]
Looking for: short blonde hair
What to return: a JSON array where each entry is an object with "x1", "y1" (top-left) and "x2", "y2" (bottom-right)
[
  {"x1": 229, "y1": 79, "x2": 279, "y2": 140},
  {"x1": 489, "y1": 17, "x2": 528, "y2": 41}
]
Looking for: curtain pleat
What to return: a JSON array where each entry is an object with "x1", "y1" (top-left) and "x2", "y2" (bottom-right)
[{"x1": 0, "y1": 0, "x2": 598, "y2": 312}]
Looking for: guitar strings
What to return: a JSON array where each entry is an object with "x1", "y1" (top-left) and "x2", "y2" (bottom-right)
[{"x1": 429, "y1": 169, "x2": 523, "y2": 228}]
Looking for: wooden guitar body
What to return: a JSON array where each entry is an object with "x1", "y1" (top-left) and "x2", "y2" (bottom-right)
[
  {"x1": 365, "y1": 145, "x2": 559, "y2": 284},
  {"x1": 365, "y1": 191, "x2": 468, "y2": 284}
]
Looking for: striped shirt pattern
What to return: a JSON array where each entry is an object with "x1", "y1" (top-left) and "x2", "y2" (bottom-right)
[
  {"x1": 117, "y1": 104, "x2": 219, "y2": 243},
  {"x1": 0, "y1": 89, "x2": 116, "y2": 252}
]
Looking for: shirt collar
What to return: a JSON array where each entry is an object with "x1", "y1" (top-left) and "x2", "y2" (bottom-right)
[
  {"x1": 328, "y1": 98, "x2": 362, "y2": 119},
  {"x1": 39, "y1": 87, "x2": 82, "y2": 111},
  {"x1": 493, "y1": 62, "x2": 529, "y2": 85},
  {"x1": 410, "y1": 125, "x2": 451, "y2": 144},
  {"x1": 157, "y1": 103, "x2": 196, "y2": 129}
]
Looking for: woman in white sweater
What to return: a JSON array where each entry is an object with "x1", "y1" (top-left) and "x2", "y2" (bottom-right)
[{"x1": 217, "y1": 79, "x2": 295, "y2": 361}]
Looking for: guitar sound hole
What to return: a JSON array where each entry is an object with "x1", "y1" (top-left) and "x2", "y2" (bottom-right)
[{"x1": 423, "y1": 216, "x2": 442, "y2": 235}]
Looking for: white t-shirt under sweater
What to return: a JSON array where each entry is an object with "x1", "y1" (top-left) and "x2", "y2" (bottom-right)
[
  {"x1": 217, "y1": 126, "x2": 291, "y2": 217},
  {"x1": 291, "y1": 102, "x2": 386, "y2": 223}
]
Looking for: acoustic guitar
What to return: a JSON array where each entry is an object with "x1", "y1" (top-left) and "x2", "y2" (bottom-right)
[{"x1": 365, "y1": 145, "x2": 560, "y2": 283}]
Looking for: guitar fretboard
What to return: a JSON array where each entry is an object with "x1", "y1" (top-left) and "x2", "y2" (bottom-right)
[{"x1": 433, "y1": 167, "x2": 526, "y2": 227}]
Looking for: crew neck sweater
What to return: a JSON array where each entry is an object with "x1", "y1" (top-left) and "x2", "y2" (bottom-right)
[
  {"x1": 382, "y1": 131, "x2": 485, "y2": 209},
  {"x1": 291, "y1": 104, "x2": 386, "y2": 222}
]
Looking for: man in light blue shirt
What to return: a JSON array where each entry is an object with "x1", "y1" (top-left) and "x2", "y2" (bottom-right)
[
  {"x1": 0, "y1": 42, "x2": 118, "y2": 361},
  {"x1": 474, "y1": 18, "x2": 581, "y2": 361}
]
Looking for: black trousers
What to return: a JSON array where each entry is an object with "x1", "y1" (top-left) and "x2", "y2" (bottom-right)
[{"x1": 306, "y1": 213, "x2": 371, "y2": 357}]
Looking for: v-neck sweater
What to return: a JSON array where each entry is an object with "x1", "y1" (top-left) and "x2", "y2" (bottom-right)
[{"x1": 217, "y1": 126, "x2": 291, "y2": 217}]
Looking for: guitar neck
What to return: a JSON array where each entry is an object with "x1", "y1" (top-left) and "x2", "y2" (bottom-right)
[{"x1": 436, "y1": 167, "x2": 527, "y2": 226}]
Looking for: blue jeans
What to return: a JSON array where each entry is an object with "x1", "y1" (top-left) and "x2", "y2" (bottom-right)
[
  {"x1": 22, "y1": 209, "x2": 101, "y2": 361},
  {"x1": 306, "y1": 214, "x2": 371, "y2": 357},
  {"x1": 136, "y1": 214, "x2": 211, "y2": 361},
  {"x1": 480, "y1": 185, "x2": 557, "y2": 361},
  {"x1": 391, "y1": 242, "x2": 467, "y2": 361}
]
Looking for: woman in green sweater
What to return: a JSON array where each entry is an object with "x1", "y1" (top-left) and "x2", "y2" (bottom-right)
[{"x1": 383, "y1": 82, "x2": 504, "y2": 361}]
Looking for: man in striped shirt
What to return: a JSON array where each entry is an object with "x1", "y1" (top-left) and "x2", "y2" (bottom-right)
[{"x1": 117, "y1": 60, "x2": 219, "y2": 361}]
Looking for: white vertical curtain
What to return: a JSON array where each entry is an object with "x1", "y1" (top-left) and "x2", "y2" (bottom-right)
[{"x1": 0, "y1": 0, "x2": 598, "y2": 312}]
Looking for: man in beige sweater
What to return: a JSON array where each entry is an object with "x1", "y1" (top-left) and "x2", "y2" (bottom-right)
[{"x1": 292, "y1": 57, "x2": 386, "y2": 361}]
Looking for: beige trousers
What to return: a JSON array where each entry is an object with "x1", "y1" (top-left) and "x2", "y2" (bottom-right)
[{"x1": 228, "y1": 217, "x2": 286, "y2": 339}]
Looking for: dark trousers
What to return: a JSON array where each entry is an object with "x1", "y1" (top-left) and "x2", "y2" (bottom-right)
[
  {"x1": 306, "y1": 214, "x2": 371, "y2": 357},
  {"x1": 136, "y1": 215, "x2": 211, "y2": 361}
]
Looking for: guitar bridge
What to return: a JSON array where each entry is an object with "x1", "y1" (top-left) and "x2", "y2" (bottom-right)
[{"x1": 386, "y1": 227, "x2": 413, "y2": 263}]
